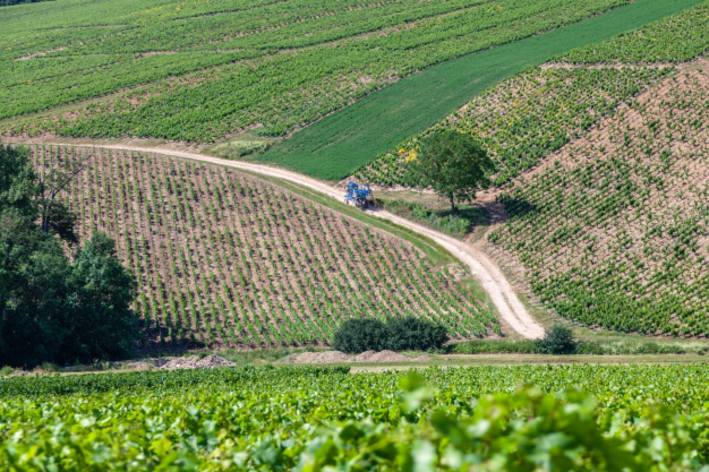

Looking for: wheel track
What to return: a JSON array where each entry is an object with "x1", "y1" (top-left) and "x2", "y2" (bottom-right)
[{"x1": 39, "y1": 143, "x2": 545, "y2": 339}]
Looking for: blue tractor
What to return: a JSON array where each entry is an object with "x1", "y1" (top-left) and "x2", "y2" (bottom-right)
[{"x1": 344, "y1": 183, "x2": 372, "y2": 209}]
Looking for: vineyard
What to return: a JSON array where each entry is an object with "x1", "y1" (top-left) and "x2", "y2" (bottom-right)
[
  {"x1": 490, "y1": 60, "x2": 709, "y2": 335},
  {"x1": 3, "y1": 364, "x2": 709, "y2": 469},
  {"x1": 355, "y1": 66, "x2": 671, "y2": 187},
  {"x1": 559, "y1": 2, "x2": 709, "y2": 64},
  {"x1": 359, "y1": 1, "x2": 709, "y2": 188},
  {"x1": 0, "y1": 0, "x2": 631, "y2": 142},
  {"x1": 30, "y1": 145, "x2": 498, "y2": 349}
]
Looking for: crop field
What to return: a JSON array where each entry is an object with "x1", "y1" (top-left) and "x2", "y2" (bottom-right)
[
  {"x1": 3, "y1": 364, "x2": 709, "y2": 469},
  {"x1": 355, "y1": 66, "x2": 671, "y2": 187},
  {"x1": 559, "y1": 3, "x2": 709, "y2": 64},
  {"x1": 30, "y1": 145, "x2": 498, "y2": 349},
  {"x1": 0, "y1": 0, "x2": 631, "y2": 143},
  {"x1": 258, "y1": 0, "x2": 706, "y2": 180},
  {"x1": 490, "y1": 60, "x2": 709, "y2": 335},
  {"x1": 359, "y1": 1, "x2": 709, "y2": 188}
]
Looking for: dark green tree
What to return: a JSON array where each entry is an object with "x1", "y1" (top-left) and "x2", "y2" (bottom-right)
[
  {"x1": 0, "y1": 144, "x2": 137, "y2": 367},
  {"x1": 536, "y1": 324, "x2": 577, "y2": 355},
  {"x1": 386, "y1": 316, "x2": 448, "y2": 351},
  {"x1": 407, "y1": 130, "x2": 495, "y2": 212},
  {"x1": 66, "y1": 233, "x2": 136, "y2": 362},
  {"x1": 333, "y1": 318, "x2": 389, "y2": 353}
]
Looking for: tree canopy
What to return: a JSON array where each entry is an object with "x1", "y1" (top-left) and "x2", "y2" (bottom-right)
[
  {"x1": 0, "y1": 144, "x2": 137, "y2": 367},
  {"x1": 407, "y1": 130, "x2": 495, "y2": 212}
]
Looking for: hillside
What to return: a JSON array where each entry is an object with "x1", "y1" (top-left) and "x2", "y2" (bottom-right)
[
  {"x1": 0, "y1": 0, "x2": 631, "y2": 142},
  {"x1": 30, "y1": 145, "x2": 498, "y2": 349},
  {"x1": 362, "y1": 3, "x2": 709, "y2": 336}
]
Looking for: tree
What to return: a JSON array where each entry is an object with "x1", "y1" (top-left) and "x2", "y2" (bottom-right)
[
  {"x1": 386, "y1": 316, "x2": 448, "y2": 351},
  {"x1": 407, "y1": 130, "x2": 495, "y2": 212},
  {"x1": 66, "y1": 233, "x2": 136, "y2": 362},
  {"x1": 333, "y1": 318, "x2": 389, "y2": 353},
  {"x1": 535, "y1": 324, "x2": 577, "y2": 355},
  {"x1": 0, "y1": 144, "x2": 137, "y2": 367}
]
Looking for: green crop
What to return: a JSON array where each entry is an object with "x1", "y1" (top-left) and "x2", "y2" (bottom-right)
[
  {"x1": 359, "y1": 66, "x2": 671, "y2": 187},
  {"x1": 1, "y1": 0, "x2": 635, "y2": 144},
  {"x1": 29, "y1": 145, "x2": 498, "y2": 349},
  {"x1": 489, "y1": 64, "x2": 709, "y2": 336},
  {"x1": 559, "y1": 3, "x2": 709, "y2": 64},
  {"x1": 2, "y1": 365, "x2": 709, "y2": 470}
]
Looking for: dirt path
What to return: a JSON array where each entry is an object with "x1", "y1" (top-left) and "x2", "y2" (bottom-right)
[{"x1": 35, "y1": 143, "x2": 545, "y2": 339}]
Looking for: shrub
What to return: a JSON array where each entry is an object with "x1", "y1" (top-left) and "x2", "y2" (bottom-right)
[
  {"x1": 387, "y1": 316, "x2": 448, "y2": 351},
  {"x1": 333, "y1": 317, "x2": 448, "y2": 353},
  {"x1": 333, "y1": 319, "x2": 389, "y2": 354},
  {"x1": 536, "y1": 324, "x2": 577, "y2": 354}
]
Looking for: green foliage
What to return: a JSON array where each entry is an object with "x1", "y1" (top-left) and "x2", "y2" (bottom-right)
[
  {"x1": 374, "y1": 199, "x2": 486, "y2": 238},
  {"x1": 66, "y1": 233, "x2": 137, "y2": 361},
  {"x1": 536, "y1": 325, "x2": 577, "y2": 355},
  {"x1": 559, "y1": 3, "x2": 709, "y2": 64},
  {"x1": 450, "y1": 338, "x2": 706, "y2": 355},
  {"x1": 386, "y1": 316, "x2": 448, "y2": 352},
  {"x1": 0, "y1": 144, "x2": 137, "y2": 367},
  {"x1": 450, "y1": 339, "x2": 541, "y2": 354},
  {"x1": 361, "y1": 66, "x2": 670, "y2": 187},
  {"x1": 333, "y1": 318, "x2": 389, "y2": 353},
  {"x1": 407, "y1": 130, "x2": 494, "y2": 211},
  {"x1": 2, "y1": 365, "x2": 709, "y2": 469},
  {"x1": 334, "y1": 316, "x2": 448, "y2": 353}
]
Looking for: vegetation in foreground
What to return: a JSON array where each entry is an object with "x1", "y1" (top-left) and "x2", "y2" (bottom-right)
[{"x1": 3, "y1": 365, "x2": 709, "y2": 469}]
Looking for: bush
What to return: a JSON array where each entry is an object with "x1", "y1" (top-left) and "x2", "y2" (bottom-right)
[
  {"x1": 536, "y1": 325, "x2": 577, "y2": 354},
  {"x1": 387, "y1": 317, "x2": 448, "y2": 351},
  {"x1": 333, "y1": 319, "x2": 389, "y2": 354},
  {"x1": 333, "y1": 317, "x2": 448, "y2": 353}
]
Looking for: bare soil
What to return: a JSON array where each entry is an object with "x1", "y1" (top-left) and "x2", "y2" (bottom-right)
[
  {"x1": 32, "y1": 143, "x2": 545, "y2": 339},
  {"x1": 159, "y1": 355, "x2": 235, "y2": 370},
  {"x1": 281, "y1": 350, "x2": 432, "y2": 364}
]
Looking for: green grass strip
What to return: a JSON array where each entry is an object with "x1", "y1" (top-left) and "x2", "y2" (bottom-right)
[
  {"x1": 259, "y1": 0, "x2": 706, "y2": 181},
  {"x1": 244, "y1": 170, "x2": 455, "y2": 266}
]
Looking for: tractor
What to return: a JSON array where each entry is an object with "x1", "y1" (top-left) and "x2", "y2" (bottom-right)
[{"x1": 344, "y1": 183, "x2": 372, "y2": 209}]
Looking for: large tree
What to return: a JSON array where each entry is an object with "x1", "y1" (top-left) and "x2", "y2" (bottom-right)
[
  {"x1": 0, "y1": 144, "x2": 137, "y2": 367},
  {"x1": 407, "y1": 130, "x2": 495, "y2": 212}
]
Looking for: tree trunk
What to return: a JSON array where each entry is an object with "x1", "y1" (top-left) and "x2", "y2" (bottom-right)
[{"x1": 449, "y1": 195, "x2": 456, "y2": 213}]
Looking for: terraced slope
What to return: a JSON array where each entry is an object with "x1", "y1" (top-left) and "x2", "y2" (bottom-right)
[
  {"x1": 0, "y1": 0, "x2": 630, "y2": 142},
  {"x1": 30, "y1": 145, "x2": 498, "y2": 349}
]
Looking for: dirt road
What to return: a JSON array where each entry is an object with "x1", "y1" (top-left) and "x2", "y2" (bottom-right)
[{"x1": 43, "y1": 143, "x2": 546, "y2": 339}]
